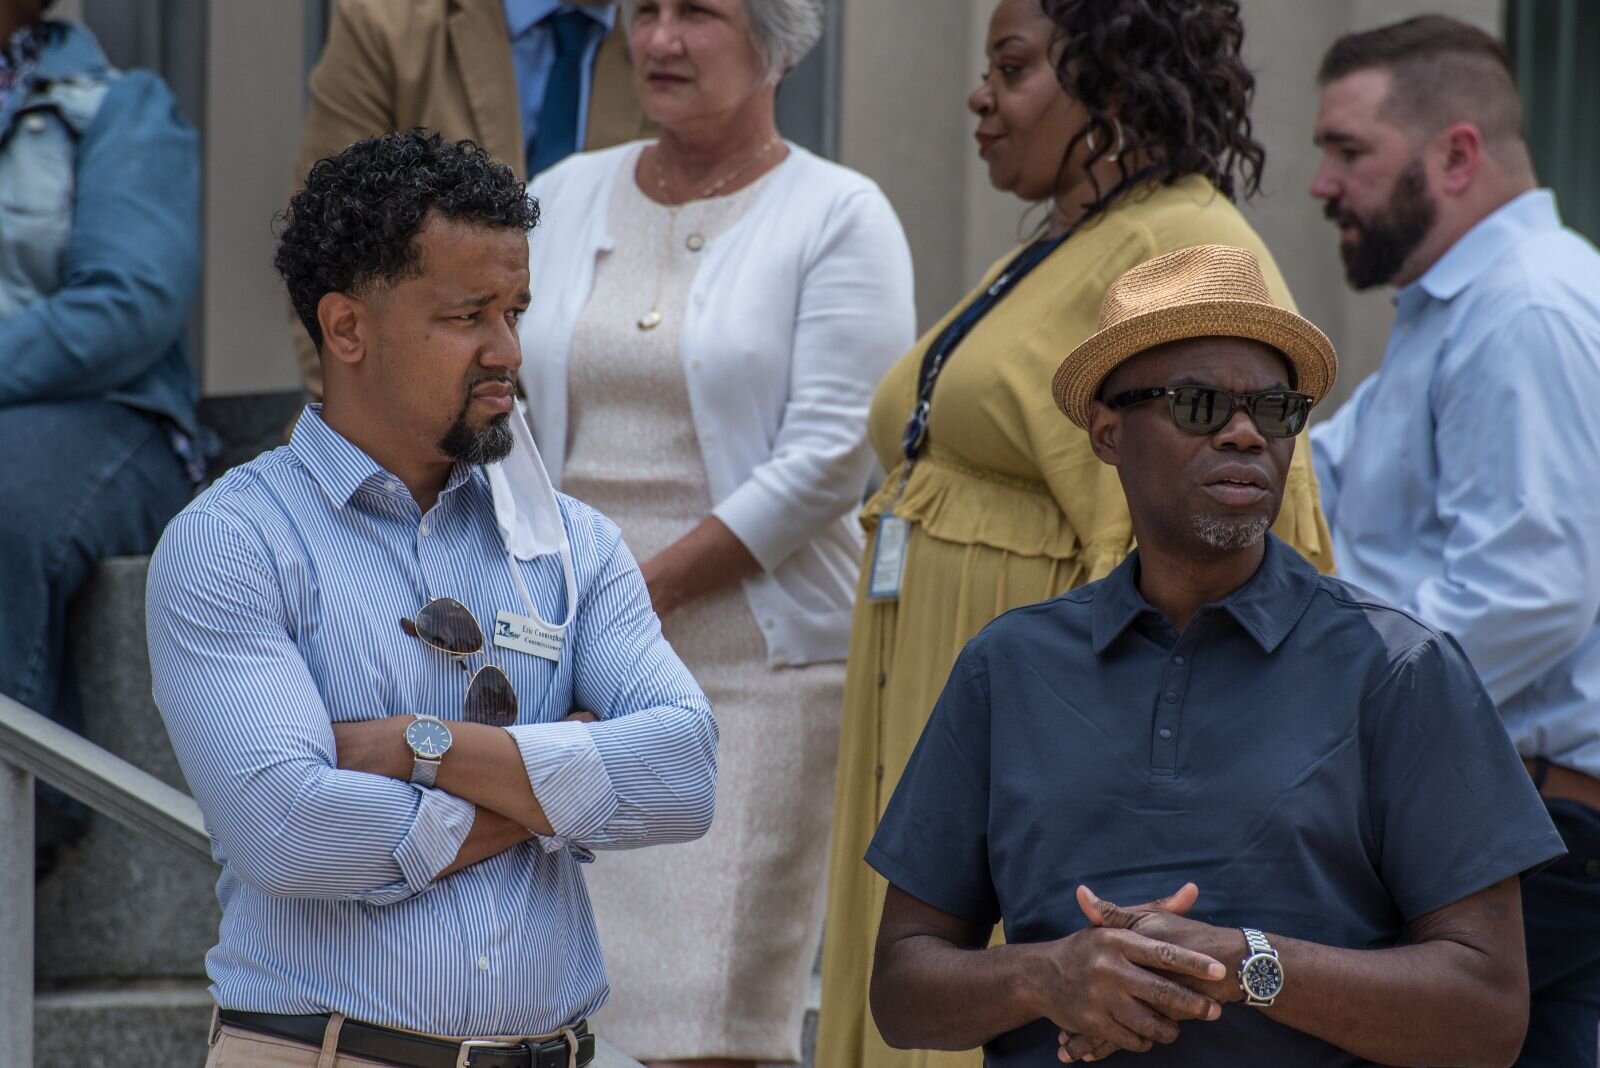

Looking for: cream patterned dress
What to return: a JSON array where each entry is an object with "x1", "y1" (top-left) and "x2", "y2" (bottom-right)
[{"x1": 563, "y1": 149, "x2": 846, "y2": 1062}]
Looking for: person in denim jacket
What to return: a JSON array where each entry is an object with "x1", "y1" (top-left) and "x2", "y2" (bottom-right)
[{"x1": 0, "y1": 0, "x2": 200, "y2": 866}]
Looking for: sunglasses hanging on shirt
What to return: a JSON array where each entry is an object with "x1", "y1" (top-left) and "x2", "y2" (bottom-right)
[{"x1": 400, "y1": 597, "x2": 518, "y2": 726}]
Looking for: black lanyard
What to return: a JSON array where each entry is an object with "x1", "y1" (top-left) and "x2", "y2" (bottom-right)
[
  {"x1": 897, "y1": 165, "x2": 1164, "y2": 474},
  {"x1": 898, "y1": 234, "x2": 1065, "y2": 467}
]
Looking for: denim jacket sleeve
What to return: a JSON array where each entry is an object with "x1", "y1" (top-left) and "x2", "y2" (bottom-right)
[{"x1": 0, "y1": 70, "x2": 200, "y2": 405}]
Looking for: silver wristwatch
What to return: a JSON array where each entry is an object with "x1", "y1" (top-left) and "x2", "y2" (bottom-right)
[
  {"x1": 403, "y1": 714, "x2": 453, "y2": 787},
  {"x1": 1238, "y1": 928, "x2": 1284, "y2": 1007}
]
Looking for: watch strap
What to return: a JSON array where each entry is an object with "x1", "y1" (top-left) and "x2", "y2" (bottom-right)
[{"x1": 409, "y1": 757, "x2": 440, "y2": 787}]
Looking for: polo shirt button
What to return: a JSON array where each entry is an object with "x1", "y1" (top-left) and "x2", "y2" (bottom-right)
[
  {"x1": 23, "y1": 113, "x2": 47, "y2": 133},
  {"x1": 1173, "y1": 656, "x2": 1186, "y2": 666},
  {"x1": 1164, "y1": 691, "x2": 1178, "y2": 703},
  {"x1": 1158, "y1": 728, "x2": 1173, "y2": 740},
  {"x1": 876, "y1": 672, "x2": 887, "y2": 687},
  {"x1": 419, "y1": 522, "x2": 431, "y2": 536},
  {"x1": 874, "y1": 764, "x2": 885, "y2": 780},
  {"x1": 477, "y1": 955, "x2": 490, "y2": 971}
]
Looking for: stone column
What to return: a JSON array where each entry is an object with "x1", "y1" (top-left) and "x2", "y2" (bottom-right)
[{"x1": 0, "y1": 762, "x2": 34, "y2": 1065}]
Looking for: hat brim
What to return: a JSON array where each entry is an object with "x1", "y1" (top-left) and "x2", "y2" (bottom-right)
[{"x1": 1052, "y1": 300, "x2": 1339, "y2": 430}]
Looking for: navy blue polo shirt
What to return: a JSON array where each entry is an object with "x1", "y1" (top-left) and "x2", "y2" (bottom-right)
[{"x1": 867, "y1": 536, "x2": 1563, "y2": 1067}]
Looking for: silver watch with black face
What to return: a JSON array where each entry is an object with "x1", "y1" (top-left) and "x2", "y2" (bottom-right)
[
  {"x1": 1238, "y1": 928, "x2": 1284, "y2": 1007},
  {"x1": 404, "y1": 714, "x2": 453, "y2": 787}
]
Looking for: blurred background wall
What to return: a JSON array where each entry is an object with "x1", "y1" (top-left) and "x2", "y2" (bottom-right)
[{"x1": 58, "y1": 0, "x2": 1599, "y2": 417}]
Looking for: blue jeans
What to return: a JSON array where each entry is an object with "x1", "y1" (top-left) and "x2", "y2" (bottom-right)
[
  {"x1": 1517, "y1": 799, "x2": 1600, "y2": 1068},
  {"x1": 0, "y1": 401, "x2": 192, "y2": 857}
]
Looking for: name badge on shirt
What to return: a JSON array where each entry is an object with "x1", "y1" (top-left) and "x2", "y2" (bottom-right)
[
  {"x1": 868, "y1": 514, "x2": 912, "y2": 602},
  {"x1": 493, "y1": 610, "x2": 565, "y2": 662}
]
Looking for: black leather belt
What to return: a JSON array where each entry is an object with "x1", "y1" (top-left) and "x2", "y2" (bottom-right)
[{"x1": 218, "y1": 1010, "x2": 594, "y2": 1068}]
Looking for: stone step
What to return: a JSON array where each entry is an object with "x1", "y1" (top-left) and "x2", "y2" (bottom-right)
[
  {"x1": 38, "y1": 556, "x2": 220, "y2": 986},
  {"x1": 34, "y1": 980, "x2": 212, "y2": 1068}
]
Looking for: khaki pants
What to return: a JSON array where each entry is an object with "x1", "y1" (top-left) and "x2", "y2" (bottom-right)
[{"x1": 205, "y1": 1009, "x2": 390, "y2": 1067}]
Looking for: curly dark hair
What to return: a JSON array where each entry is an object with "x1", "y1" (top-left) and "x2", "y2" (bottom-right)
[
  {"x1": 275, "y1": 130, "x2": 539, "y2": 349},
  {"x1": 1040, "y1": 0, "x2": 1266, "y2": 219}
]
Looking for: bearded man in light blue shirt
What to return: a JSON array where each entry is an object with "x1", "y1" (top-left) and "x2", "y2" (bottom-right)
[
  {"x1": 1308, "y1": 17, "x2": 1600, "y2": 1068},
  {"x1": 148, "y1": 130, "x2": 716, "y2": 1068}
]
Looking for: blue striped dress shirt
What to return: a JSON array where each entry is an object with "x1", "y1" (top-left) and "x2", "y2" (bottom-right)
[{"x1": 146, "y1": 406, "x2": 718, "y2": 1036}]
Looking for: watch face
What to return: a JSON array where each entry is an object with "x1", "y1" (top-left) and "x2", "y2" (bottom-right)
[
  {"x1": 405, "y1": 718, "x2": 453, "y2": 759},
  {"x1": 1242, "y1": 954, "x2": 1283, "y2": 999}
]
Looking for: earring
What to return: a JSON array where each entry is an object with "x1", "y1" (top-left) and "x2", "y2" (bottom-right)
[
  {"x1": 1085, "y1": 126, "x2": 1098, "y2": 154},
  {"x1": 1107, "y1": 117, "x2": 1125, "y2": 163}
]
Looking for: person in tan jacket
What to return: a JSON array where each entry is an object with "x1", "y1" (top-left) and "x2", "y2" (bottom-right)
[{"x1": 290, "y1": 0, "x2": 651, "y2": 399}]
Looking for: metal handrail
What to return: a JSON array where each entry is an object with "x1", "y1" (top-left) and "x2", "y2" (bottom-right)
[
  {"x1": 0, "y1": 692, "x2": 643, "y2": 1068},
  {"x1": 0, "y1": 693, "x2": 209, "y2": 860}
]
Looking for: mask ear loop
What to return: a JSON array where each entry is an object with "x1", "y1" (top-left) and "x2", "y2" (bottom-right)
[{"x1": 505, "y1": 543, "x2": 577, "y2": 632}]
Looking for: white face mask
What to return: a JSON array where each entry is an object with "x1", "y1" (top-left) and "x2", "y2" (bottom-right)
[{"x1": 487, "y1": 405, "x2": 577, "y2": 631}]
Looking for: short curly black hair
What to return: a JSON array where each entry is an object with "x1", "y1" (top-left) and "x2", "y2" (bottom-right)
[
  {"x1": 275, "y1": 130, "x2": 539, "y2": 349},
  {"x1": 1040, "y1": 0, "x2": 1266, "y2": 219}
]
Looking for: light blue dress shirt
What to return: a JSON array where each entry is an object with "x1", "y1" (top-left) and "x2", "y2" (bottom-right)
[
  {"x1": 146, "y1": 406, "x2": 717, "y2": 1036},
  {"x1": 503, "y1": 0, "x2": 615, "y2": 172},
  {"x1": 1312, "y1": 190, "x2": 1600, "y2": 777}
]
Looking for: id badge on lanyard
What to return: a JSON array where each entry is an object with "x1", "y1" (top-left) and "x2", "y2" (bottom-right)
[{"x1": 868, "y1": 514, "x2": 912, "y2": 601}]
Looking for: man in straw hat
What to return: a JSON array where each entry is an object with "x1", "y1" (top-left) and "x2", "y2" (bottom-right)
[{"x1": 863, "y1": 244, "x2": 1561, "y2": 1067}]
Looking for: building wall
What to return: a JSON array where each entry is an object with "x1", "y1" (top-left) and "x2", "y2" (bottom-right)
[
  {"x1": 76, "y1": 0, "x2": 1504, "y2": 402},
  {"x1": 201, "y1": 0, "x2": 309, "y2": 397},
  {"x1": 838, "y1": 0, "x2": 1502, "y2": 413}
]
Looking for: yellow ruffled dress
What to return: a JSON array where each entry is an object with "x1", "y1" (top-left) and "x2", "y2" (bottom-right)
[{"x1": 816, "y1": 175, "x2": 1335, "y2": 1068}]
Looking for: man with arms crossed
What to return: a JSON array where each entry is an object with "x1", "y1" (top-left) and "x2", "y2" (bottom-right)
[
  {"x1": 1309, "y1": 18, "x2": 1600, "y2": 1067},
  {"x1": 865, "y1": 245, "x2": 1562, "y2": 1067},
  {"x1": 148, "y1": 130, "x2": 717, "y2": 1067}
]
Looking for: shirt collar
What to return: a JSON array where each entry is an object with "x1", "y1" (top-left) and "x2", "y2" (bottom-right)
[
  {"x1": 502, "y1": 0, "x2": 615, "y2": 40},
  {"x1": 31, "y1": 20, "x2": 108, "y2": 81},
  {"x1": 1091, "y1": 536, "x2": 1320, "y2": 655},
  {"x1": 288, "y1": 405, "x2": 475, "y2": 511},
  {"x1": 1413, "y1": 189, "x2": 1561, "y2": 303}
]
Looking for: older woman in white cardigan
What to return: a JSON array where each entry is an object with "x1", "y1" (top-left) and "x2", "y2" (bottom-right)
[{"x1": 517, "y1": 1, "x2": 915, "y2": 1065}]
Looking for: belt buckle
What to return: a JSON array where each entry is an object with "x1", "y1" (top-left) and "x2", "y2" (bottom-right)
[{"x1": 455, "y1": 1038, "x2": 527, "y2": 1068}]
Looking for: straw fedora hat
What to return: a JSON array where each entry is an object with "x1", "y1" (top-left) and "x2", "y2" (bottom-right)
[{"x1": 1052, "y1": 244, "x2": 1338, "y2": 429}]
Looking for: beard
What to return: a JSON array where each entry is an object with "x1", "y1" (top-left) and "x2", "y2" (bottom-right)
[
  {"x1": 438, "y1": 377, "x2": 515, "y2": 466},
  {"x1": 1191, "y1": 513, "x2": 1272, "y2": 552},
  {"x1": 1326, "y1": 157, "x2": 1437, "y2": 290}
]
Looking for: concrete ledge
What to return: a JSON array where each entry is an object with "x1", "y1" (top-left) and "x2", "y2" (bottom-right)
[{"x1": 34, "y1": 980, "x2": 212, "y2": 1068}]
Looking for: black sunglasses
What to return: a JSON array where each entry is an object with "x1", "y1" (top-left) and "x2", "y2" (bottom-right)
[
  {"x1": 1107, "y1": 385, "x2": 1312, "y2": 438},
  {"x1": 400, "y1": 597, "x2": 518, "y2": 727}
]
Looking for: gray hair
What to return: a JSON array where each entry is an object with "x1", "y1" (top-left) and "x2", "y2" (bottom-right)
[{"x1": 623, "y1": 0, "x2": 825, "y2": 84}]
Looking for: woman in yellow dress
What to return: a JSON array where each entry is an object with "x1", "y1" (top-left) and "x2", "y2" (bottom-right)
[{"x1": 816, "y1": 1, "x2": 1336, "y2": 1064}]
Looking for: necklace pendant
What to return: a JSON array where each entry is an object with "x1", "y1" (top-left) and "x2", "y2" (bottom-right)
[{"x1": 638, "y1": 309, "x2": 663, "y2": 331}]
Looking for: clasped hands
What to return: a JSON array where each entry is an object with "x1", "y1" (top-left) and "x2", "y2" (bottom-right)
[{"x1": 1045, "y1": 882, "x2": 1248, "y2": 1064}]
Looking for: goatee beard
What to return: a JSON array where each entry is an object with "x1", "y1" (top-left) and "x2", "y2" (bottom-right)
[
  {"x1": 1329, "y1": 157, "x2": 1436, "y2": 291},
  {"x1": 439, "y1": 379, "x2": 516, "y2": 465},
  {"x1": 1191, "y1": 514, "x2": 1271, "y2": 551}
]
